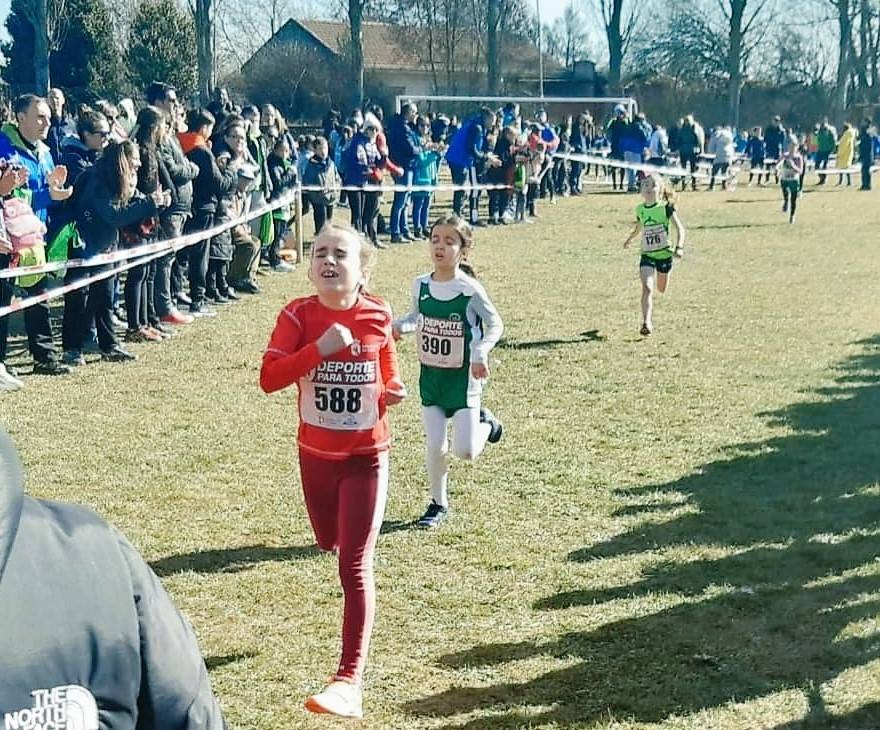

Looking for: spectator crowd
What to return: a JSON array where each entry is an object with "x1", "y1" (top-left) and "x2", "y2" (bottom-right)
[{"x1": 0, "y1": 83, "x2": 878, "y2": 392}]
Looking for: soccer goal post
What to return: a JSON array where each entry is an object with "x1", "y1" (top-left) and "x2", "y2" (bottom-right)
[{"x1": 394, "y1": 94, "x2": 639, "y2": 121}]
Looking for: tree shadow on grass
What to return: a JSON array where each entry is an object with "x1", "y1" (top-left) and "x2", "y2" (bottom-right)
[
  {"x1": 405, "y1": 335, "x2": 880, "y2": 728},
  {"x1": 499, "y1": 330, "x2": 605, "y2": 351},
  {"x1": 205, "y1": 651, "x2": 258, "y2": 670},
  {"x1": 690, "y1": 222, "x2": 780, "y2": 230},
  {"x1": 767, "y1": 700, "x2": 880, "y2": 729},
  {"x1": 150, "y1": 544, "x2": 319, "y2": 576}
]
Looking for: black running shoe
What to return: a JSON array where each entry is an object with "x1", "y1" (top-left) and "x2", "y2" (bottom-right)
[
  {"x1": 416, "y1": 500, "x2": 448, "y2": 528},
  {"x1": 480, "y1": 407, "x2": 503, "y2": 444}
]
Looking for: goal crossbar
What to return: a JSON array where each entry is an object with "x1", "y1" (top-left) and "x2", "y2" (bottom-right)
[{"x1": 395, "y1": 94, "x2": 638, "y2": 117}]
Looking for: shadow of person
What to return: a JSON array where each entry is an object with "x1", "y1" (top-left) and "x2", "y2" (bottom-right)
[
  {"x1": 404, "y1": 335, "x2": 880, "y2": 728},
  {"x1": 150, "y1": 544, "x2": 320, "y2": 576}
]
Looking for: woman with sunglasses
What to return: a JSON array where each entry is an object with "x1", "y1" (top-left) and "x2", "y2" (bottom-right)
[{"x1": 59, "y1": 110, "x2": 111, "y2": 187}]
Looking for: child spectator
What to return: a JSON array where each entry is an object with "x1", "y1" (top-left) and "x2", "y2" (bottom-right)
[
  {"x1": 410, "y1": 116, "x2": 442, "y2": 238},
  {"x1": 303, "y1": 136, "x2": 342, "y2": 236}
]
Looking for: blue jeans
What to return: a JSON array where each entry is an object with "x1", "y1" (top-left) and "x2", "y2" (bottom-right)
[
  {"x1": 411, "y1": 192, "x2": 431, "y2": 232},
  {"x1": 390, "y1": 168, "x2": 413, "y2": 236},
  {"x1": 624, "y1": 151, "x2": 642, "y2": 189}
]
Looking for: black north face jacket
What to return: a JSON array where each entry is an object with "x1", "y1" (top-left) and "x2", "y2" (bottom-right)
[{"x1": 0, "y1": 431, "x2": 226, "y2": 730}]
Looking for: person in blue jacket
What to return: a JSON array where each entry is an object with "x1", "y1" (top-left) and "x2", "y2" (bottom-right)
[
  {"x1": 445, "y1": 107, "x2": 499, "y2": 226},
  {"x1": 0, "y1": 94, "x2": 74, "y2": 376},
  {"x1": 0, "y1": 428, "x2": 228, "y2": 729},
  {"x1": 387, "y1": 102, "x2": 423, "y2": 242}
]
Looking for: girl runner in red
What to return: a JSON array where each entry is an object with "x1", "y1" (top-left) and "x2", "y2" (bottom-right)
[{"x1": 260, "y1": 223, "x2": 406, "y2": 719}]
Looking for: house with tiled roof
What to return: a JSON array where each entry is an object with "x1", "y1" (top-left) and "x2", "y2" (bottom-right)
[{"x1": 241, "y1": 18, "x2": 602, "y2": 100}]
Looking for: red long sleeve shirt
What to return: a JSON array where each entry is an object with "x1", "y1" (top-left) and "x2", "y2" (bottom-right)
[{"x1": 260, "y1": 293, "x2": 405, "y2": 460}]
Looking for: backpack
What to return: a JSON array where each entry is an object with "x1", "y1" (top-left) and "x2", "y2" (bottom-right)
[{"x1": 2, "y1": 197, "x2": 46, "y2": 253}]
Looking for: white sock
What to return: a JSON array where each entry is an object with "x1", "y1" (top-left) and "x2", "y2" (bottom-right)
[{"x1": 422, "y1": 406, "x2": 450, "y2": 507}]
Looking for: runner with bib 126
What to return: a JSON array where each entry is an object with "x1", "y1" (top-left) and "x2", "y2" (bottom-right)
[
  {"x1": 623, "y1": 173, "x2": 687, "y2": 336},
  {"x1": 260, "y1": 223, "x2": 406, "y2": 720},
  {"x1": 393, "y1": 214, "x2": 504, "y2": 529}
]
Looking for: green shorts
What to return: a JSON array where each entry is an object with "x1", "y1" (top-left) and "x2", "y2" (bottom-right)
[{"x1": 781, "y1": 179, "x2": 801, "y2": 194}]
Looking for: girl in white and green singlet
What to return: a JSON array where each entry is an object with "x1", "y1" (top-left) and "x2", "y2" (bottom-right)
[
  {"x1": 393, "y1": 215, "x2": 504, "y2": 528},
  {"x1": 623, "y1": 174, "x2": 686, "y2": 335}
]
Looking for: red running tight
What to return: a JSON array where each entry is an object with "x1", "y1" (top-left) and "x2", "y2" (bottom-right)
[{"x1": 298, "y1": 450, "x2": 388, "y2": 683}]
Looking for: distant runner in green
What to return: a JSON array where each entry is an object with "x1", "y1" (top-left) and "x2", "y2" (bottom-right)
[{"x1": 624, "y1": 174, "x2": 687, "y2": 335}]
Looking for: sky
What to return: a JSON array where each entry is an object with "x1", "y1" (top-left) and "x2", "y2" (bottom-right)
[
  {"x1": 0, "y1": 0, "x2": 597, "y2": 60},
  {"x1": 0, "y1": 0, "x2": 8, "y2": 43}
]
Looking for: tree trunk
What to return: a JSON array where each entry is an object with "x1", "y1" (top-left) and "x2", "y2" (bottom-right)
[
  {"x1": 834, "y1": 0, "x2": 852, "y2": 125},
  {"x1": 487, "y1": 0, "x2": 500, "y2": 93},
  {"x1": 605, "y1": 0, "x2": 623, "y2": 94},
  {"x1": 24, "y1": 0, "x2": 51, "y2": 94},
  {"x1": 195, "y1": 0, "x2": 214, "y2": 104},
  {"x1": 726, "y1": 0, "x2": 745, "y2": 128},
  {"x1": 348, "y1": 0, "x2": 365, "y2": 108},
  {"x1": 853, "y1": 0, "x2": 871, "y2": 104}
]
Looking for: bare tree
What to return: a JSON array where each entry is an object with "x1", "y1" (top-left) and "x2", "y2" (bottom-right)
[
  {"x1": 349, "y1": 0, "x2": 366, "y2": 106},
  {"x1": 18, "y1": 0, "x2": 69, "y2": 94},
  {"x1": 721, "y1": 0, "x2": 774, "y2": 129},
  {"x1": 592, "y1": 0, "x2": 640, "y2": 93},
  {"x1": 824, "y1": 0, "x2": 854, "y2": 123},
  {"x1": 557, "y1": 1, "x2": 589, "y2": 67},
  {"x1": 487, "y1": 0, "x2": 501, "y2": 92},
  {"x1": 191, "y1": 0, "x2": 215, "y2": 103},
  {"x1": 850, "y1": 0, "x2": 879, "y2": 106}
]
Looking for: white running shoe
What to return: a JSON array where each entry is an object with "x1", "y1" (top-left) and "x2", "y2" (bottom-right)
[
  {"x1": 0, "y1": 363, "x2": 24, "y2": 391},
  {"x1": 304, "y1": 680, "x2": 363, "y2": 719}
]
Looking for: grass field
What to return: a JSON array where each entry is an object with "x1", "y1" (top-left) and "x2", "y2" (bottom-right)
[{"x1": 2, "y1": 179, "x2": 880, "y2": 729}]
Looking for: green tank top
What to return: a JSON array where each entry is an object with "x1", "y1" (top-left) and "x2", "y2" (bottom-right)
[
  {"x1": 636, "y1": 202, "x2": 674, "y2": 261},
  {"x1": 417, "y1": 279, "x2": 474, "y2": 412}
]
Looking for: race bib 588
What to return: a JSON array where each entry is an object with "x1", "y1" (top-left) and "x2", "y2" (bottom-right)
[{"x1": 300, "y1": 359, "x2": 379, "y2": 430}]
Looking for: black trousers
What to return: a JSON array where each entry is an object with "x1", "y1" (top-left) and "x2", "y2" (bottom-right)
[
  {"x1": 185, "y1": 212, "x2": 214, "y2": 306},
  {"x1": 22, "y1": 277, "x2": 57, "y2": 363},
  {"x1": 62, "y1": 263, "x2": 117, "y2": 352},
  {"x1": 313, "y1": 203, "x2": 334, "y2": 236}
]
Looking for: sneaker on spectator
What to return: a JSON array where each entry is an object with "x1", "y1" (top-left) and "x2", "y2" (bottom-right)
[
  {"x1": 151, "y1": 322, "x2": 175, "y2": 337},
  {"x1": 110, "y1": 313, "x2": 125, "y2": 330},
  {"x1": 144, "y1": 326, "x2": 166, "y2": 341},
  {"x1": 224, "y1": 288, "x2": 240, "y2": 301},
  {"x1": 230, "y1": 279, "x2": 260, "y2": 295},
  {"x1": 389, "y1": 235, "x2": 404, "y2": 244},
  {"x1": 272, "y1": 261, "x2": 296, "y2": 273},
  {"x1": 161, "y1": 309, "x2": 194, "y2": 326},
  {"x1": 401, "y1": 232, "x2": 414, "y2": 242},
  {"x1": 177, "y1": 292, "x2": 192, "y2": 307},
  {"x1": 62, "y1": 350, "x2": 86, "y2": 367},
  {"x1": 416, "y1": 500, "x2": 448, "y2": 528},
  {"x1": 101, "y1": 345, "x2": 137, "y2": 362},
  {"x1": 189, "y1": 303, "x2": 217, "y2": 318},
  {"x1": 33, "y1": 359, "x2": 71, "y2": 376},
  {"x1": 0, "y1": 363, "x2": 24, "y2": 391}
]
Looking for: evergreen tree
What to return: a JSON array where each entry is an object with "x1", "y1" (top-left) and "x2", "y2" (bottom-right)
[
  {"x1": 126, "y1": 0, "x2": 197, "y2": 98},
  {"x1": 1, "y1": 0, "x2": 125, "y2": 102}
]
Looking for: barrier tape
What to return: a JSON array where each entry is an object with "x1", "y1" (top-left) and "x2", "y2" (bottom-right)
[
  {"x1": 0, "y1": 181, "x2": 517, "y2": 281},
  {"x1": 0, "y1": 247, "x2": 169, "y2": 320},
  {"x1": 0, "y1": 189, "x2": 298, "y2": 281},
  {"x1": 554, "y1": 151, "x2": 741, "y2": 183},
  {"x1": 0, "y1": 180, "x2": 519, "y2": 315}
]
